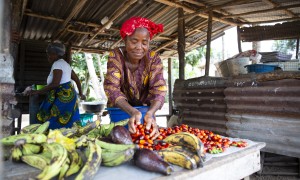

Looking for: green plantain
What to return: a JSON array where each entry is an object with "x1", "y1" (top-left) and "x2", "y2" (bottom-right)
[
  {"x1": 21, "y1": 143, "x2": 42, "y2": 155},
  {"x1": 34, "y1": 121, "x2": 50, "y2": 134},
  {"x1": 162, "y1": 132, "x2": 204, "y2": 159},
  {"x1": 20, "y1": 124, "x2": 41, "y2": 134},
  {"x1": 21, "y1": 154, "x2": 51, "y2": 170},
  {"x1": 36, "y1": 143, "x2": 68, "y2": 180},
  {"x1": 75, "y1": 140, "x2": 102, "y2": 180},
  {"x1": 11, "y1": 146, "x2": 23, "y2": 162},
  {"x1": 158, "y1": 147, "x2": 198, "y2": 169},
  {"x1": 65, "y1": 150, "x2": 83, "y2": 177},
  {"x1": 1, "y1": 134, "x2": 47, "y2": 146}
]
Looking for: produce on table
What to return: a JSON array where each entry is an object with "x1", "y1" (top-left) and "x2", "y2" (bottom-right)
[
  {"x1": 134, "y1": 148, "x2": 174, "y2": 175},
  {"x1": 1, "y1": 119, "x2": 249, "y2": 179},
  {"x1": 96, "y1": 140, "x2": 137, "y2": 167},
  {"x1": 109, "y1": 125, "x2": 133, "y2": 145},
  {"x1": 130, "y1": 124, "x2": 248, "y2": 154}
]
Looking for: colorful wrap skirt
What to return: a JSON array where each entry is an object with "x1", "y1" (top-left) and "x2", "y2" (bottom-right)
[{"x1": 37, "y1": 81, "x2": 80, "y2": 129}]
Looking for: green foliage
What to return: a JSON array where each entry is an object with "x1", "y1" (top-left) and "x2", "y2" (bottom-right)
[
  {"x1": 71, "y1": 52, "x2": 108, "y2": 100},
  {"x1": 184, "y1": 47, "x2": 205, "y2": 67},
  {"x1": 272, "y1": 39, "x2": 296, "y2": 54}
]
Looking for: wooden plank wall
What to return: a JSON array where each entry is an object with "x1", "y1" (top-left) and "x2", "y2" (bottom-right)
[{"x1": 15, "y1": 40, "x2": 50, "y2": 113}]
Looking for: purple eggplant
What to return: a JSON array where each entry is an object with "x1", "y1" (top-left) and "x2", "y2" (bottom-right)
[
  {"x1": 134, "y1": 149, "x2": 173, "y2": 175},
  {"x1": 110, "y1": 125, "x2": 133, "y2": 145}
]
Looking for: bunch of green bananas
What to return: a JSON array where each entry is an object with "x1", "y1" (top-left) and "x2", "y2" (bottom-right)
[
  {"x1": 96, "y1": 140, "x2": 138, "y2": 167},
  {"x1": 158, "y1": 132, "x2": 205, "y2": 169},
  {"x1": 1, "y1": 119, "x2": 134, "y2": 179}
]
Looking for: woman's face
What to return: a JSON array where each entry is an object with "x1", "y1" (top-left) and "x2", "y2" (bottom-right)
[
  {"x1": 47, "y1": 52, "x2": 58, "y2": 64},
  {"x1": 125, "y1": 28, "x2": 150, "y2": 62}
]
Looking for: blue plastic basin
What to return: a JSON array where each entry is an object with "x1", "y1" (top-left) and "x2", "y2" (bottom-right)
[
  {"x1": 106, "y1": 106, "x2": 149, "y2": 129},
  {"x1": 245, "y1": 64, "x2": 278, "y2": 73}
]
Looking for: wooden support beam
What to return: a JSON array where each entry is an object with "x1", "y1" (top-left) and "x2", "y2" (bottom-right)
[
  {"x1": 154, "y1": 20, "x2": 208, "y2": 52},
  {"x1": 52, "y1": 0, "x2": 88, "y2": 40},
  {"x1": 168, "y1": 57, "x2": 173, "y2": 116},
  {"x1": 154, "y1": 0, "x2": 238, "y2": 26},
  {"x1": 205, "y1": 11, "x2": 213, "y2": 76},
  {"x1": 223, "y1": 3, "x2": 300, "y2": 19},
  {"x1": 182, "y1": 0, "x2": 205, "y2": 7},
  {"x1": 296, "y1": 38, "x2": 299, "y2": 60},
  {"x1": 85, "y1": 0, "x2": 137, "y2": 46},
  {"x1": 237, "y1": 26, "x2": 242, "y2": 53},
  {"x1": 24, "y1": 10, "x2": 119, "y2": 31},
  {"x1": 178, "y1": 8, "x2": 185, "y2": 80},
  {"x1": 186, "y1": 26, "x2": 228, "y2": 51},
  {"x1": 110, "y1": 39, "x2": 122, "y2": 49},
  {"x1": 262, "y1": 0, "x2": 296, "y2": 18}
]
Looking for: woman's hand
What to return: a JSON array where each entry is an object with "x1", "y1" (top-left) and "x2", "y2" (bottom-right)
[
  {"x1": 79, "y1": 94, "x2": 86, "y2": 100},
  {"x1": 29, "y1": 90, "x2": 39, "y2": 95},
  {"x1": 128, "y1": 110, "x2": 142, "y2": 134},
  {"x1": 144, "y1": 112, "x2": 160, "y2": 140}
]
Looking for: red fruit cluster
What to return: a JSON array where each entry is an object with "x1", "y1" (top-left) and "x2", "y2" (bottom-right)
[
  {"x1": 131, "y1": 124, "x2": 248, "y2": 154},
  {"x1": 130, "y1": 124, "x2": 169, "y2": 150}
]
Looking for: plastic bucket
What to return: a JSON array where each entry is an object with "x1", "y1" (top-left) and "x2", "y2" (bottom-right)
[
  {"x1": 215, "y1": 57, "x2": 250, "y2": 77},
  {"x1": 79, "y1": 113, "x2": 94, "y2": 127},
  {"x1": 36, "y1": 84, "x2": 46, "y2": 90},
  {"x1": 106, "y1": 106, "x2": 149, "y2": 129}
]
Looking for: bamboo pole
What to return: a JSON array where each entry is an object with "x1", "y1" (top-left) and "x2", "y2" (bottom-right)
[
  {"x1": 205, "y1": 11, "x2": 213, "y2": 76},
  {"x1": 178, "y1": 8, "x2": 185, "y2": 80},
  {"x1": 85, "y1": 0, "x2": 137, "y2": 46},
  {"x1": 154, "y1": 0, "x2": 238, "y2": 26}
]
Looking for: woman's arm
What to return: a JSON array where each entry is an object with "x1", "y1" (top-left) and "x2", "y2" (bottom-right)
[
  {"x1": 71, "y1": 70, "x2": 85, "y2": 100},
  {"x1": 30, "y1": 69, "x2": 62, "y2": 95}
]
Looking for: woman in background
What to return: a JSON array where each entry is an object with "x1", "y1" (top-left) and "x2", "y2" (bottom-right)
[
  {"x1": 29, "y1": 42, "x2": 85, "y2": 129},
  {"x1": 104, "y1": 17, "x2": 167, "y2": 139}
]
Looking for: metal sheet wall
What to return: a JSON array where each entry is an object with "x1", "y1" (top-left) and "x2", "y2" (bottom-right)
[
  {"x1": 225, "y1": 78, "x2": 300, "y2": 158},
  {"x1": 173, "y1": 77, "x2": 227, "y2": 135}
]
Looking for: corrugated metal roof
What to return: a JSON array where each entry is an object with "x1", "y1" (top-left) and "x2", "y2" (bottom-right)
[{"x1": 17, "y1": 0, "x2": 300, "y2": 55}]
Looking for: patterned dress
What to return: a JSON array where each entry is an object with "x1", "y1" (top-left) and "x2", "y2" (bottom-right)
[
  {"x1": 37, "y1": 82, "x2": 80, "y2": 129},
  {"x1": 104, "y1": 48, "x2": 167, "y2": 108}
]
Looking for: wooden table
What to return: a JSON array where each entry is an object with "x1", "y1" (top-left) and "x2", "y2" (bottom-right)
[{"x1": 3, "y1": 141, "x2": 265, "y2": 180}]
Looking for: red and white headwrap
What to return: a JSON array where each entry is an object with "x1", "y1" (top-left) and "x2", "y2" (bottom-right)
[{"x1": 120, "y1": 17, "x2": 164, "y2": 40}]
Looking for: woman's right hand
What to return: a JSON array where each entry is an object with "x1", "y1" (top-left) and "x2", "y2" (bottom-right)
[{"x1": 128, "y1": 110, "x2": 142, "y2": 134}]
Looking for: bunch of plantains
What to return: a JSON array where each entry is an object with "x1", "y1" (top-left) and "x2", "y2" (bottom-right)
[{"x1": 1, "y1": 119, "x2": 138, "y2": 180}]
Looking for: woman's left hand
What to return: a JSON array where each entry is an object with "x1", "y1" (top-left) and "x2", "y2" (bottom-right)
[
  {"x1": 29, "y1": 90, "x2": 39, "y2": 95},
  {"x1": 144, "y1": 112, "x2": 160, "y2": 140},
  {"x1": 79, "y1": 94, "x2": 86, "y2": 100}
]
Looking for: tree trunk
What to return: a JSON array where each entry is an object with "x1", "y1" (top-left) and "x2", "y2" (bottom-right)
[
  {"x1": 84, "y1": 53, "x2": 106, "y2": 101},
  {"x1": 95, "y1": 53, "x2": 107, "y2": 101}
]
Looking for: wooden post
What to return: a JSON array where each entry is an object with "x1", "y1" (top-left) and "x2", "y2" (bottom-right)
[
  {"x1": 205, "y1": 11, "x2": 213, "y2": 76},
  {"x1": 296, "y1": 38, "x2": 299, "y2": 59},
  {"x1": 237, "y1": 26, "x2": 242, "y2": 53},
  {"x1": 178, "y1": 8, "x2": 185, "y2": 80},
  {"x1": 168, "y1": 58, "x2": 173, "y2": 116}
]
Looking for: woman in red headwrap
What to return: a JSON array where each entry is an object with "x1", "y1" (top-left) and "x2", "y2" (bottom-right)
[{"x1": 104, "y1": 17, "x2": 167, "y2": 139}]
